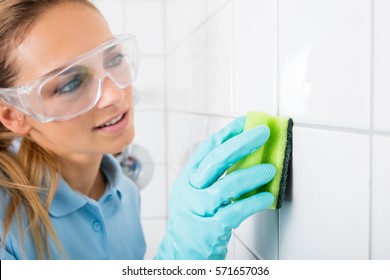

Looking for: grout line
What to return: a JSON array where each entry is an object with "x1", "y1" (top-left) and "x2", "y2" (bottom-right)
[
  {"x1": 230, "y1": 0, "x2": 235, "y2": 116},
  {"x1": 368, "y1": 0, "x2": 374, "y2": 260},
  {"x1": 166, "y1": 109, "x2": 234, "y2": 118},
  {"x1": 162, "y1": 0, "x2": 169, "y2": 219},
  {"x1": 166, "y1": 109, "x2": 390, "y2": 137},
  {"x1": 294, "y1": 122, "x2": 386, "y2": 136},
  {"x1": 139, "y1": 54, "x2": 166, "y2": 58},
  {"x1": 275, "y1": 0, "x2": 280, "y2": 118},
  {"x1": 233, "y1": 233, "x2": 262, "y2": 260},
  {"x1": 166, "y1": 0, "x2": 233, "y2": 55}
]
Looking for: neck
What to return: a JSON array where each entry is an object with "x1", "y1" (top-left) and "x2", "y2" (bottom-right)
[{"x1": 58, "y1": 154, "x2": 106, "y2": 200}]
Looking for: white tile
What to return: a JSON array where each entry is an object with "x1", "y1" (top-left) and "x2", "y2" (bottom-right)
[
  {"x1": 166, "y1": 3, "x2": 232, "y2": 116},
  {"x1": 206, "y1": 1, "x2": 233, "y2": 115},
  {"x1": 279, "y1": 0, "x2": 371, "y2": 129},
  {"x1": 125, "y1": 0, "x2": 164, "y2": 55},
  {"x1": 167, "y1": 25, "x2": 208, "y2": 113},
  {"x1": 165, "y1": 0, "x2": 207, "y2": 52},
  {"x1": 141, "y1": 218, "x2": 167, "y2": 259},
  {"x1": 234, "y1": 236, "x2": 258, "y2": 260},
  {"x1": 166, "y1": 52, "x2": 191, "y2": 111},
  {"x1": 232, "y1": 0, "x2": 277, "y2": 116},
  {"x1": 234, "y1": 210, "x2": 279, "y2": 260},
  {"x1": 140, "y1": 165, "x2": 166, "y2": 218},
  {"x1": 189, "y1": 115, "x2": 209, "y2": 154},
  {"x1": 94, "y1": 0, "x2": 126, "y2": 34},
  {"x1": 279, "y1": 127, "x2": 370, "y2": 259},
  {"x1": 207, "y1": 0, "x2": 231, "y2": 17},
  {"x1": 166, "y1": 165, "x2": 179, "y2": 202},
  {"x1": 133, "y1": 111, "x2": 165, "y2": 164},
  {"x1": 373, "y1": 0, "x2": 390, "y2": 132},
  {"x1": 207, "y1": 116, "x2": 233, "y2": 137},
  {"x1": 371, "y1": 136, "x2": 390, "y2": 259},
  {"x1": 225, "y1": 234, "x2": 236, "y2": 260},
  {"x1": 166, "y1": 112, "x2": 192, "y2": 168},
  {"x1": 134, "y1": 56, "x2": 165, "y2": 110},
  {"x1": 169, "y1": 114, "x2": 208, "y2": 170},
  {"x1": 188, "y1": 30, "x2": 208, "y2": 113}
]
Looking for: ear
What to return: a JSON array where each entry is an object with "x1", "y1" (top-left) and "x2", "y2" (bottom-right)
[{"x1": 0, "y1": 101, "x2": 32, "y2": 135}]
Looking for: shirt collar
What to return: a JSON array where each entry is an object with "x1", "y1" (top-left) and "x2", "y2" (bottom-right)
[{"x1": 49, "y1": 154, "x2": 125, "y2": 217}]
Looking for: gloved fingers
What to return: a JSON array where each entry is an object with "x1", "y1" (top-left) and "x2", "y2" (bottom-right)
[
  {"x1": 189, "y1": 125, "x2": 270, "y2": 189},
  {"x1": 187, "y1": 116, "x2": 246, "y2": 168},
  {"x1": 215, "y1": 192, "x2": 274, "y2": 229},
  {"x1": 205, "y1": 164, "x2": 276, "y2": 212}
]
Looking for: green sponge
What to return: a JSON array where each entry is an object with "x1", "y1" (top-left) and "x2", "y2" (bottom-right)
[{"x1": 227, "y1": 111, "x2": 293, "y2": 209}]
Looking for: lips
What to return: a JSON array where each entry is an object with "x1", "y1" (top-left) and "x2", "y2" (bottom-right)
[
  {"x1": 97, "y1": 113, "x2": 124, "y2": 128},
  {"x1": 94, "y1": 111, "x2": 129, "y2": 131}
]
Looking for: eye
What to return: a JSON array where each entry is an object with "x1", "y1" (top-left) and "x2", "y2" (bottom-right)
[
  {"x1": 105, "y1": 54, "x2": 125, "y2": 68},
  {"x1": 55, "y1": 72, "x2": 88, "y2": 95}
]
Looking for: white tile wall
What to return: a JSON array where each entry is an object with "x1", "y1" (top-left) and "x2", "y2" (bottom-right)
[
  {"x1": 124, "y1": 0, "x2": 165, "y2": 55},
  {"x1": 141, "y1": 219, "x2": 166, "y2": 259},
  {"x1": 207, "y1": 0, "x2": 231, "y2": 17},
  {"x1": 205, "y1": 2, "x2": 233, "y2": 116},
  {"x1": 373, "y1": 0, "x2": 390, "y2": 132},
  {"x1": 166, "y1": 2, "x2": 234, "y2": 116},
  {"x1": 93, "y1": 0, "x2": 126, "y2": 34},
  {"x1": 139, "y1": 165, "x2": 166, "y2": 218},
  {"x1": 134, "y1": 57, "x2": 165, "y2": 110},
  {"x1": 280, "y1": 127, "x2": 370, "y2": 259},
  {"x1": 166, "y1": 112, "x2": 193, "y2": 172},
  {"x1": 371, "y1": 0, "x2": 390, "y2": 259},
  {"x1": 233, "y1": 237, "x2": 258, "y2": 260},
  {"x1": 372, "y1": 136, "x2": 390, "y2": 259},
  {"x1": 167, "y1": 28, "x2": 206, "y2": 112},
  {"x1": 97, "y1": 0, "x2": 390, "y2": 260},
  {"x1": 232, "y1": 0, "x2": 277, "y2": 116},
  {"x1": 165, "y1": 0, "x2": 207, "y2": 53},
  {"x1": 279, "y1": 0, "x2": 371, "y2": 130},
  {"x1": 234, "y1": 210, "x2": 279, "y2": 260},
  {"x1": 133, "y1": 111, "x2": 165, "y2": 164}
]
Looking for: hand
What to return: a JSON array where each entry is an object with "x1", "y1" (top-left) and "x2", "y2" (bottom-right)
[{"x1": 154, "y1": 117, "x2": 276, "y2": 260}]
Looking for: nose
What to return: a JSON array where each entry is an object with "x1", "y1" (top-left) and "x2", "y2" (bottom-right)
[{"x1": 96, "y1": 76, "x2": 126, "y2": 109}]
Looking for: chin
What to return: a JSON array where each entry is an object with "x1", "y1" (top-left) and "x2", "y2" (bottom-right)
[{"x1": 107, "y1": 130, "x2": 135, "y2": 155}]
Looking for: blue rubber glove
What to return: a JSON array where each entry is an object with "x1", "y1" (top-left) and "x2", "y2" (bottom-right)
[{"x1": 154, "y1": 117, "x2": 276, "y2": 260}]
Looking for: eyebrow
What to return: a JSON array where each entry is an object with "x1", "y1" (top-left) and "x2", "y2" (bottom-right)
[{"x1": 42, "y1": 44, "x2": 120, "y2": 78}]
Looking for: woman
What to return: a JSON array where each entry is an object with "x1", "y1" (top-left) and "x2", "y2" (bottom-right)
[{"x1": 0, "y1": 0, "x2": 276, "y2": 260}]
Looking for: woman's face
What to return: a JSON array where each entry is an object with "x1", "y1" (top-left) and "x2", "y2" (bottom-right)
[{"x1": 14, "y1": 2, "x2": 135, "y2": 157}]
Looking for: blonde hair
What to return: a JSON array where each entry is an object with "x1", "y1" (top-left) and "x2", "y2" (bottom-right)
[{"x1": 0, "y1": 0, "x2": 100, "y2": 259}]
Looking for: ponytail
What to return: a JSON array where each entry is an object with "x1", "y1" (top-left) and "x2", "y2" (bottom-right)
[{"x1": 0, "y1": 123, "x2": 61, "y2": 259}]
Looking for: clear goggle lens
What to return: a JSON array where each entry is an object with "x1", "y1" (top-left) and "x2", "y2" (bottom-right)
[{"x1": 31, "y1": 35, "x2": 138, "y2": 122}]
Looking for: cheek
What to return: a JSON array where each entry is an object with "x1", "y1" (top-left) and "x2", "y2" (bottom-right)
[{"x1": 46, "y1": 124, "x2": 89, "y2": 148}]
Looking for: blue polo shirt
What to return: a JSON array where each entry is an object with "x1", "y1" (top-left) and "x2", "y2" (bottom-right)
[{"x1": 0, "y1": 154, "x2": 146, "y2": 259}]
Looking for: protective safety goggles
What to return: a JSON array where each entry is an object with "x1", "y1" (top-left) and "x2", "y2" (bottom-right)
[{"x1": 0, "y1": 34, "x2": 138, "y2": 123}]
